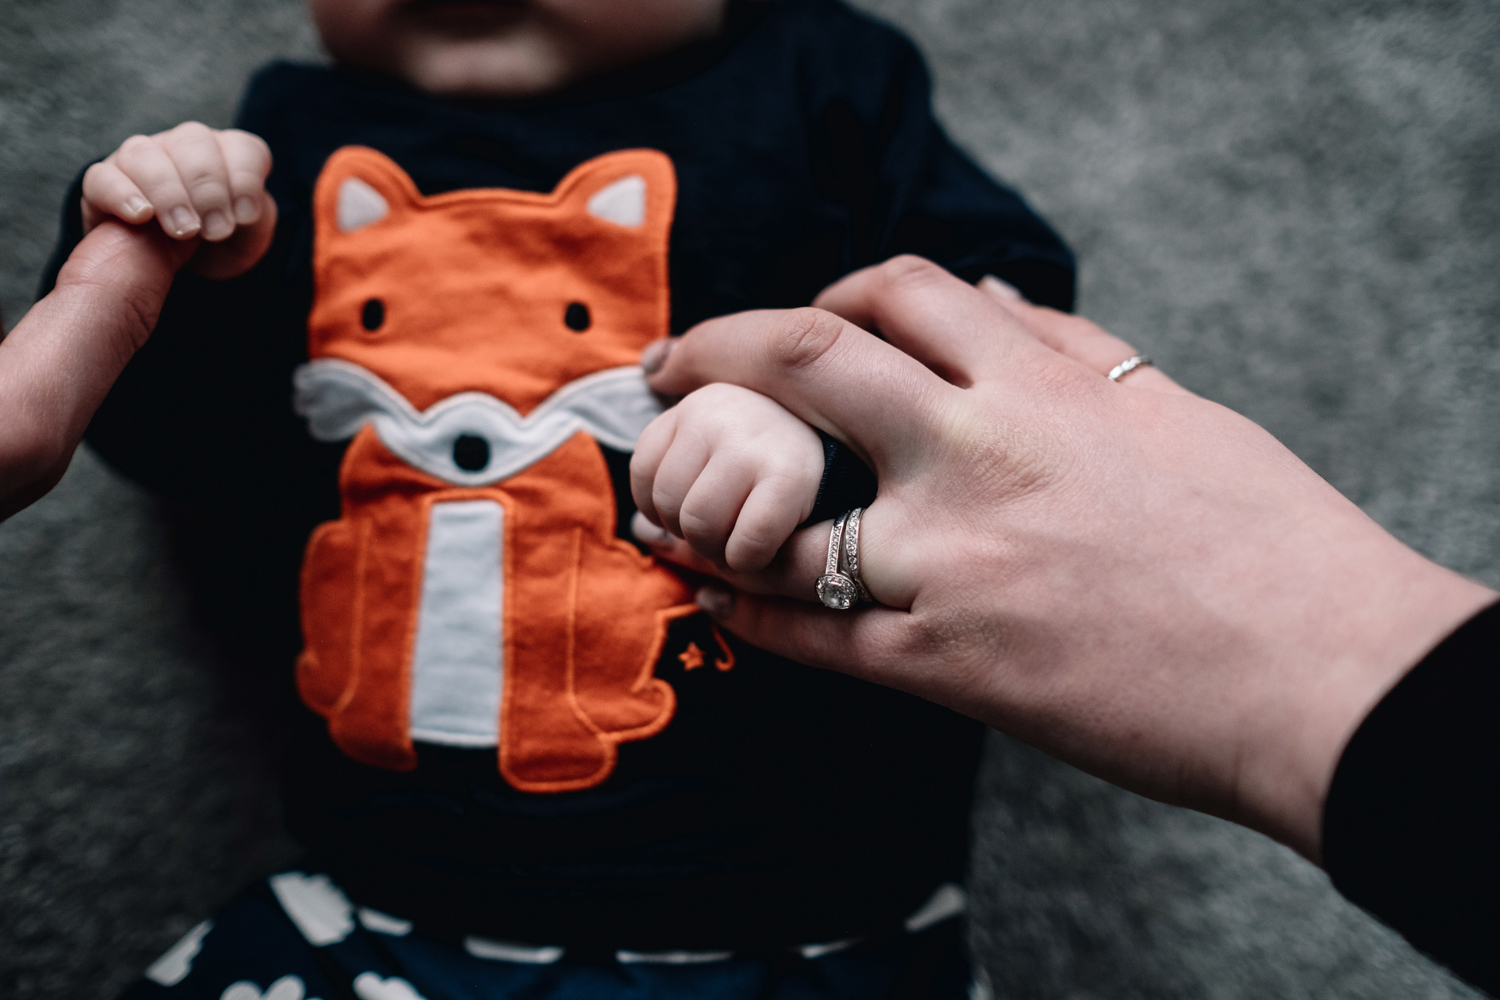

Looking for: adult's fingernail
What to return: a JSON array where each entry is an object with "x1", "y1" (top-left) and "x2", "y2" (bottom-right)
[
  {"x1": 124, "y1": 197, "x2": 151, "y2": 219},
  {"x1": 233, "y1": 196, "x2": 259, "y2": 224},
  {"x1": 631, "y1": 511, "x2": 669, "y2": 544},
  {"x1": 169, "y1": 206, "x2": 199, "y2": 237},
  {"x1": 980, "y1": 274, "x2": 1023, "y2": 300},
  {"x1": 202, "y1": 210, "x2": 233, "y2": 241},
  {"x1": 640, "y1": 338, "x2": 673, "y2": 375},
  {"x1": 696, "y1": 584, "x2": 735, "y2": 619}
]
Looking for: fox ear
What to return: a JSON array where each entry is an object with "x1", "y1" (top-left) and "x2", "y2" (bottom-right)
[
  {"x1": 555, "y1": 150, "x2": 676, "y2": 236},
  {"x1": 314, "y1": 146, "x2": 422, "y2": 237},
  {"x1": 586, "y1": 175, "x2": 646, "y2": 228},
  {"x1": 337, "y1": 176, "x2": 389, "y2": 232}
]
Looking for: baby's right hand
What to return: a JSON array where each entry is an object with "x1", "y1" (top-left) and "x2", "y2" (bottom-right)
[
  {"x1": 632, "y1": 383, "x2": 825, "y2": 573},
  {"x1": 81, "y1": 122, "x2": 276, "y2": 279}
]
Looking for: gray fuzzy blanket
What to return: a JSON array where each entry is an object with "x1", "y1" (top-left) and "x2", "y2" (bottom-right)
[{"x1": 2, "y1": 0, "x2": 1497, "y2": 996}]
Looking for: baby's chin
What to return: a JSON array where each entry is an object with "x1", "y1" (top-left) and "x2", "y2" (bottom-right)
[
  {"x1": 322, "y1": 0, "x2": 728, "y2": 99},
  {"x1": 390, "y1": 33, "x2": 585, "y2": 98}
]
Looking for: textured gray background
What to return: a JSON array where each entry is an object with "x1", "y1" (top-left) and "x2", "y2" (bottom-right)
[{"x1": 1, "y1": 0, "x2": 1497, "y2": 997}]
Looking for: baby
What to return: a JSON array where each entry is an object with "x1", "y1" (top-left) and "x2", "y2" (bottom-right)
[{"x1": 63, "y1": 0, "x2": 1074, "y2": 997}]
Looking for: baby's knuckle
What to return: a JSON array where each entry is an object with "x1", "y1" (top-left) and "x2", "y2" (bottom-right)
[
  {"x1": 118, "y1": 134, "x2": 155, "y2": 157},
  {"x1": 767, "y1": 308, "x2": 845, "y2": 372},
  {"x1": 651, "y1": 484, "x2": 683, "y2": 518},
  {"x1": 185, "y1": 173, "x2": 228, "y2": 197},
  {"x1": 169, "y1": 120, "x2": 212, "y2": 140}
]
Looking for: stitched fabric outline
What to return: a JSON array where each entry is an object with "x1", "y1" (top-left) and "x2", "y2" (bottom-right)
[
  {"x1": 294, "y1": 360, "x2": 663, "y2": 487},
  {"x1": 294, "y1": 146, "x2": 698, "y2": 792}
]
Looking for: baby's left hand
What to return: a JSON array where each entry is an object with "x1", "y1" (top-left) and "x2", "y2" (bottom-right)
[{"x1": 631, "y1": 383, "x2": 824, "y2": 572}]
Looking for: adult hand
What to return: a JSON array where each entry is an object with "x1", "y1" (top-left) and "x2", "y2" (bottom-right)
[
  {"x1": 0, "y1": 220, "x2": 193, "y2": 520},
  {"x1": 633, "y1": 256, "x2": 1495, "y2": 862}
]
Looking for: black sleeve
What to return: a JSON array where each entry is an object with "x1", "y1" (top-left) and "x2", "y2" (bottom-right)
[
  {"x1": 885, "y1": 124, "x2": 1076, "y2": 311},
  {"x1": 1323, "y1": 600, "x2": 1500, "y2": 994},
  {"x1": 806, "y1": 16, "x2": 1076, "y2": 311},
  {"x1": 804, "y1": 431, "x2": 878, "y2": 526}
]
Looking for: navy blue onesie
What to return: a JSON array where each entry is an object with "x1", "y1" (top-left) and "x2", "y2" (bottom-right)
[{"x1": 46, "y1": 0, "x2": 1075, "y2": 963}]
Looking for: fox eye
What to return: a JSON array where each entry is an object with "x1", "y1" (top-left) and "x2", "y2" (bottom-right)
[
  {"x1": 564, "y1": 302, "x2": 591, "y2": 332},
  {"x1": 361, "y1": 298, "x2": 385, "y2": 331}
]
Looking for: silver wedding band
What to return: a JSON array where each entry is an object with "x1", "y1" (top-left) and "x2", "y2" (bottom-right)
[
  {"x1": 816, "y1": 508, "x2": 870, "y2": 610},
  {"x1": 843, "y1": 507, "x2": 872, "y2": 604},
  {"x1": 1107, "y1": 354, "x2": 1152, "y2": 381}
]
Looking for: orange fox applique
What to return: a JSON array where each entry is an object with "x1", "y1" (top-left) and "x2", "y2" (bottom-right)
[{"x1": 291, "y1": 145, "x2": 707, "y2": 793}]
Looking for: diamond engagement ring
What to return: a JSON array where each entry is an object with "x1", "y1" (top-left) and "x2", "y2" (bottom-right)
[
  {"x1": 1107, "y1": 354, "x2": 1153, "y2": 381},
  {"x1": 816, "y1": 511, "x2": 859, "y2": 610},
  {"x1": 842, "y1": 507, "x2": 872, "y2": 604}
]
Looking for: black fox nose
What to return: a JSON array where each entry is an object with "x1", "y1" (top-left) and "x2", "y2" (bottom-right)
[{"x1": 453, "y1": 434, "x2": 490, "y2": 472}]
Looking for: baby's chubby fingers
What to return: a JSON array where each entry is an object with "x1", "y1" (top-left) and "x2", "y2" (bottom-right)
[
  {"x1": 725, "y1": 474, "x2": 817, "y2": 572},
  {"x1": 675, "y1": 457, "x2": 756, "y2": 568},
  {"x1": 108, "y1": 132, "x2": 203, "y2": 239},
  {"x1": 81, "y1": 125, "x2": 276, "y2": 272},
  {"x1": 158, "y1": 122, "x2": 237, "y2": 241},
  {"x1": 80, "y1": 161, "x2": 153, "y2": 231},
  {"x1": 646, "y1": 426, "x2": 713, "y2": 541},
  {"x1": 216, "y1": 129, "x2": 274, "y2": 225},
  {"x1": 629, "y1": 408, "x2": 678, "y2": 529}
]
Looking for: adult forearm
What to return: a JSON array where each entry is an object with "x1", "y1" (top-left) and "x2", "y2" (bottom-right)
[{"x1": 0, "y1": 222, "x2": 190, "y2": 520}]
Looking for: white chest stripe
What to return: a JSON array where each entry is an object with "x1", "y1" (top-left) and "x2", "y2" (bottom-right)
[{"x1": 292, "y1": 358, "x2": 663, "y2": 486}]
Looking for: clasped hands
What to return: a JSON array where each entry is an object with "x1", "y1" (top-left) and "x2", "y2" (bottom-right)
[{"x1": 628, "y1": 256, "x2": 1494, "y2": 865}]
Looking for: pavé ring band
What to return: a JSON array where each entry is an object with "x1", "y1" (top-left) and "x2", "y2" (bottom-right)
[
  {"x1": 842, "y1": 507, "x2": 872, "y2": 604},
  {"x1": 815, "y1": 511, "x2": 859, "y2": 610}
]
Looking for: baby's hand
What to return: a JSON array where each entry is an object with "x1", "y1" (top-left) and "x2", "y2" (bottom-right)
[
  {"x1": 632, "y1": 383, "x2": 824, "y2": 573},
  {"x1": 81, "y1": 122, "x2": 276, "y2": 279}
]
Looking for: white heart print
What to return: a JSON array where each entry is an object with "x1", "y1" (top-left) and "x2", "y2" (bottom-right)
[
  {"x1": 220, "y1": 975, "x2": 312, "y2": 1000},
  {"x1": 353, "y1": 973, "x2": 428, "y2": 1000}
]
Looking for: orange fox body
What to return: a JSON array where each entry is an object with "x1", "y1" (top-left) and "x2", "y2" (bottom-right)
[{"x1": 293, "y1": 146, "x2": 705, "y2": 793}]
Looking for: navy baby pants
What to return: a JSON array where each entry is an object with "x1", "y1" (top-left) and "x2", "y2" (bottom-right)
[{"x1": 120, "y1": 871, "x2": 982, "y2": 1000}]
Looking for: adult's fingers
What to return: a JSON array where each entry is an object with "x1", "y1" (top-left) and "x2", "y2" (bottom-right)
[
  {"x1": 812, "y1": 256, "x2": 1036, "y2": 385},
  {"x1": 693, "y1": 585, "x2": 912, "y2": 679},
  {"x1": 979, "y1": 280, "x2": 1193, "y2": 397},
  {"x1": 2, "y1": 221, "x2": 195, "y2": 518},
  {"x1": 634, "y1": 501, "x2": 918, "y2": 611},
  {"x1": 159, "y1": 122, "x2": 236, "y2": 242},
  {"x1": 114, "y1": 135, "x2": 201, "y2": 238},
  {"x1": 643, "y1": 307, "x2": 953, "y2": 472},
  {"x1": 634, "y1": 511, "x2": 835, "y2": 600}
]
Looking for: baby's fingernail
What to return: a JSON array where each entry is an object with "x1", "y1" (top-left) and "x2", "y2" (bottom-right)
[
  {"x1": 640, "y1": 338, "x2": 673, "y2": 375},
  {"x1": 201, "y1": 210, "x2": 233, "y2": 241},
  {"x1": 631, "y1": 511, "x2": 669, "y2": 544},
  {"x1": 124, "y1": 197, "x2": 151, "y2": 219},
  {"x1": 980, "y1": 274, "x2": 1023, "y2": 300},
  {"x1": 233, "y1": 196, "x2": 259, "y2": 224},
  {"x1": 696, "y1": 584, "x2": 736, "y2": 619},
  {"x1": 169, "y1": 206, "x2": 199, "y2": 237}
]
